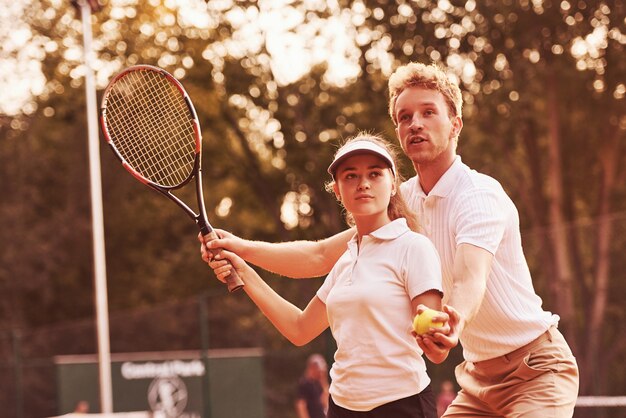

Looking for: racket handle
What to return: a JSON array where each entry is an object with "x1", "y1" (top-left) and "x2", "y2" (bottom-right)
[{"x1": 203, "y1": 231, "x2": 245, "y2": 292}]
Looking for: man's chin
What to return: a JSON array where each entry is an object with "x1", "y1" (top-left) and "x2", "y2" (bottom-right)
[{"x1": 407, "y1": 151, "x2": 432, "y2": 165}]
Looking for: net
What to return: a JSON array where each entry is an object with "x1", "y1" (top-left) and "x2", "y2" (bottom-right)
[{"x1": 576, "y1": 396, "x2": 626, "y2": 407}]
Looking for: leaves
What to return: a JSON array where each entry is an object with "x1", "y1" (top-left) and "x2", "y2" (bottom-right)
[{"x1": 1, "y1": 0, "x2": 625, "y2": 410}]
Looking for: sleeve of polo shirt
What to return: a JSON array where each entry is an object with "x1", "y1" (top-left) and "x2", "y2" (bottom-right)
[
  {"x1": 404, "y1": 235, "x2": 443, "y2": 299},
  {"x1": 454, "y1": 186, "x2": 507, "y2": 255},
  {"x1": 316, "y1": 266, "x2": 337, "y2": 304}
]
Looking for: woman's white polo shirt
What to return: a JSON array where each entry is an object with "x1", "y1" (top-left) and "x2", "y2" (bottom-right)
[{"x1": 316, "y1": 218, "x2": 442, "y2": 411}]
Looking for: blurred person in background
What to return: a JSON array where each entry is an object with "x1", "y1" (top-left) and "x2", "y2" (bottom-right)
[
  {"x1": 72, "y1": 400, "x2": 89, "y2": 414},
  {"x1": 436, "y1": 380, "x2": 456, "y2": 417},
  {"x1": 295, "y1": 354, "x2": 329, "y2": 418}
]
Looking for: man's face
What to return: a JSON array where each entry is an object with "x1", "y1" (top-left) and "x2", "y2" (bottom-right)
[{"x1": 394, "y1": 86, "x2": 461, "y2": 168}]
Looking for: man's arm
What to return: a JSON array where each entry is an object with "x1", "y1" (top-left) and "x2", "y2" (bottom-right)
[
  {"x1": 448, "y1": 243, "x2": 492, "y2": 327},
  {"x1": 203, "y1": 228, "x2": 354, "y2": 278},
  {"x1": 436, "y1": 243, "x2": 493, "y2": 348}
]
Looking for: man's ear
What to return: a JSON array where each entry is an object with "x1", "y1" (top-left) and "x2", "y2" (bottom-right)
[
  {"x1": 395, "y1": 126, "x2": 405, "y2": 151},
  {"x1": 451, "y1": 116, "x2": 463, "y2": 138}
]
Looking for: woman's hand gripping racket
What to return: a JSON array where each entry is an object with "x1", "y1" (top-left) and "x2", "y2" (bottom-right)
[{"x1": 100, "y1": 64, "x2": 244, "y2": 292}]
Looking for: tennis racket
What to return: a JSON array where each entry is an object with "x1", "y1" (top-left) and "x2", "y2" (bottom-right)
[{"x1": 100, "y1": 64, "x2": 244, "y2": 292}]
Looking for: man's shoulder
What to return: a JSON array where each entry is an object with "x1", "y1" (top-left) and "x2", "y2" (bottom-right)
[
  {"x1": 454, "y1": 163, "x2": 507, "y2": 197},
  {"x1": 400, "y1": 176, "x2": 419, "y2": 201},
  {"x1": 400, "y1": 175, "x2": 418, "y2": 189}
]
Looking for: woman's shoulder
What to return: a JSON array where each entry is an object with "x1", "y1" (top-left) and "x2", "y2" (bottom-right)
[{"x1": 397, "y1": 229, "x2": 437, "y2": 253}]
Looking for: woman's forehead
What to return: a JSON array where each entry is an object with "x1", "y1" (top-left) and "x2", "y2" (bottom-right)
[{"x1": 336, "y1": 152, "x2": 391, "y2": 171}]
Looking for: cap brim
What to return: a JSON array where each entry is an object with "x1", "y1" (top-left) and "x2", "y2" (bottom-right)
[{"x1": 328, "y1": 140, "x2": 396, "y2": 177}]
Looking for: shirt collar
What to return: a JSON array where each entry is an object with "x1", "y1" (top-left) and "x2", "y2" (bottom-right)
[
  {"x1": 348, "y1": 218, "x2": 411, "y2": 245},
  {"x1": 414, "y1": 155, "x2": 464, "y2": 198}
]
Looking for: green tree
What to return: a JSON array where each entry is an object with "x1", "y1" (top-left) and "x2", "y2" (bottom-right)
[{"x1": 2, "y1": 1, "x2": 625, "y2": 416}]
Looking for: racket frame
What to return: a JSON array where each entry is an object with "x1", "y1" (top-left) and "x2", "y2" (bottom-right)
[{"x1": 100, "y1": 65, "x2": 243, "y2": 292}]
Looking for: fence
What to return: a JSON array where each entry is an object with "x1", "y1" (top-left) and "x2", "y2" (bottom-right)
[{"x1": 0, "y1": 292, "x2": 336, "y2": 418}]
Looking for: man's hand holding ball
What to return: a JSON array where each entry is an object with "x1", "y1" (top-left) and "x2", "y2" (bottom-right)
[
  {"x1": 413, "y1": 308, "x2": 445, "y2": 336},
  {"x1": 412, "y1": 305, "x2": 451, "y2": 364}
]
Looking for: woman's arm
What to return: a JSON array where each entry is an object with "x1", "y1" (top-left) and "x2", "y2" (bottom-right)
[
  {"x1": 201, "y1": 228, "x2": 354, "y2": 278},
  {"x1": 211, "y1": 249, "x2": 329, "y2": 346}
]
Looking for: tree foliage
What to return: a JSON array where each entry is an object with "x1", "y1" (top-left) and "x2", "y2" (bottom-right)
[{"x1": 0, "y1": 1, "x2": 625, "y2": 416}]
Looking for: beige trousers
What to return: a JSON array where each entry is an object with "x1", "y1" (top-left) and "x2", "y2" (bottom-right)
[{"x1": 443, "y1": 326, "x2": 579, "y2": 418}]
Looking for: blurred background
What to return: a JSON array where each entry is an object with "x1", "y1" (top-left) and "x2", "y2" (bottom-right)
[{"x1": 0, "y1": 0, "x2": 625, "y2": 417}]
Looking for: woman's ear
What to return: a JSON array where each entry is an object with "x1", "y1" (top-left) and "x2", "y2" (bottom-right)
[{"x1": 333, "y1": 183, "x2": 341, "y2": 201}]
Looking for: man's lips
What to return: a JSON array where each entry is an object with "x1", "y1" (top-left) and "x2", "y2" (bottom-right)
[{"x1": 408, "y1": 135, "x2": 427, "y2": 145}]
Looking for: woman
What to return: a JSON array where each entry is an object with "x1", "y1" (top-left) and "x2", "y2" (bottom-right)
[{"x1": 202, "y1": 133, "x2": 447, "y2": 418}]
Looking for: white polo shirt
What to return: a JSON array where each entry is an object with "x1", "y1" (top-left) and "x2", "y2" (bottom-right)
[
  {"x1": 316, "y1": 218, "x2": 442, "y2": 411},
  {"x1": 401, "y1": 156, "x2": 558, "y2": 362}
]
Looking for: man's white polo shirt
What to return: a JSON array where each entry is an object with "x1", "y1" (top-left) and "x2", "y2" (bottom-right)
[
  {"x1": 316, "y1": 218, "x2": 442, "y2": 411},
  {"x1": 401, "y1": 156, "x2": 558, "y2": 362}
]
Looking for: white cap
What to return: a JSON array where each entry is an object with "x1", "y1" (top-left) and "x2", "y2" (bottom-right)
[{"x1": 327, "y1": 140, "x2": 396, "y2": 178}]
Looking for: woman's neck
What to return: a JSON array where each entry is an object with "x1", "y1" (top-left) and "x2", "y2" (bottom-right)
[{"x1": 354, "y1": 213, "x2": 392, "y2": 242}]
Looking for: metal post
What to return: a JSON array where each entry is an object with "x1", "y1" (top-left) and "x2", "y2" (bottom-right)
[
  {"x1": 199, "y1": 295, "x2": 212, "y2": 418},
  {"x1": 12, "y1": 330, "x2": 23, "y2": 418},
  {"x1": 78, "y1": 0, "x2": 113, "y2": 413}
]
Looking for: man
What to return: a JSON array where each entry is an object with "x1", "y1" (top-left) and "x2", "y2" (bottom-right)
[
  {"x1": 204, "y1": 62, "x2": 579, "y2": 417},
  {"x1": 295, "y1": 354, "x2": 329, "y2": 418}
]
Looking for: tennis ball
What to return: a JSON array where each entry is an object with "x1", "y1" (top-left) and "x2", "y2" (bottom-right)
[{"x1": 413, "y1": 308, "x2": 444, "y2": 335}]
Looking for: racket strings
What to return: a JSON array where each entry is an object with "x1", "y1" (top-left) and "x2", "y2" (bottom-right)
[{"x1": 104, "y1": 69, "x2": 197, "y2": 187}]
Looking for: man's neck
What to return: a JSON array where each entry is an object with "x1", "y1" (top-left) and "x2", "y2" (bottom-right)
[{"x1": 415, "y1": 154, "x2": 456, "y2": 194}]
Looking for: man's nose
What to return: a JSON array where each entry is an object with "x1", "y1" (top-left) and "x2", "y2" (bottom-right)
[{"x1": 410, "y1": 115, "x2": 424, "y2": 131}]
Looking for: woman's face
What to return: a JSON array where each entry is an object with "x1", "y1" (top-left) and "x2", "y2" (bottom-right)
[{"x1": 333, "y1": 153, "x2": 395, "y2": 221}]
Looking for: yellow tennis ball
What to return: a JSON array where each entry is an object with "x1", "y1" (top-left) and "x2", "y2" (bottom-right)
[{"x1": 413, "y1": 308, "x2": 444, "y2": 335}]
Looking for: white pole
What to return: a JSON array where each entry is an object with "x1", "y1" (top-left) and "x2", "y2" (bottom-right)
[{"x1": 79, "y1": 1, "x2": 113, "y2": 413}]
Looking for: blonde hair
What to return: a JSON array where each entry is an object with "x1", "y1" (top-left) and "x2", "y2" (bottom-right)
[
  {"x1": 326, "y1": 133, "x2": 420, "y2": 232},
  {"x1": 388, "y1": 62, "x2": 463, "y2": 125}
]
